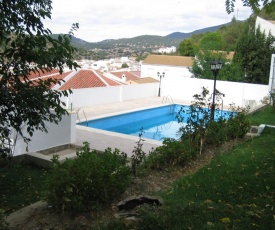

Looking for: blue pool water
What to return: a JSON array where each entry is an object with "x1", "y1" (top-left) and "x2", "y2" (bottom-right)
[{"x1": 78, "y1": 105, "x2": 229, "y2": 141}]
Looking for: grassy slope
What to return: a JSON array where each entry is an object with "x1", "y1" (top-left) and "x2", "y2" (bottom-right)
[
  {"x1": 105, "y1": 105, "x2": 275, "y2": 229},
  {"x1": 0, "y1": 164, "x2": 49, "y2": 214}
]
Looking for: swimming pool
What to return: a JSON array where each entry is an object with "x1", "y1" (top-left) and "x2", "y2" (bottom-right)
[{"x1": 78, "y1": 104, "x2": 228, "y2": 141}]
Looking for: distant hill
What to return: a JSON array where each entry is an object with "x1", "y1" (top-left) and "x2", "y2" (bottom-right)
[
  {"x1": 166, "y1": 22, "x2": 231, "y2": 39},
  {"x1": 51, "y1": 22, "x2": 231, "y2": 51}
]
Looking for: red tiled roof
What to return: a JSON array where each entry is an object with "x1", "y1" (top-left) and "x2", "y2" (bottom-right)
[
  {"x1": 110, "y1": 71, "x2": 140, "y2": 81},
  {"x1": 28, "y1": 68, "x2": 60, "y2": 80},
  {"x1": 24, "y1": 69, "x2": 73, "y2": 88},
  {"x1": 42, "y1": 71, "x2": 72, "y2": 88},
  {"x1": 100, "y1": 74, "x2": 121, "y2": 86},
  {"x1": 59, "y1": 70, "x2": 121, "y2": 90}
]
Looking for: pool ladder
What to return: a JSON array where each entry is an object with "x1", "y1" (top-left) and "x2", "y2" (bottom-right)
[
  {"x1": 162, "y1": 95, "x2": 175, "y2": 114},
  {"x1": 77, "y1": 109, "x2": 88, "y2": 126}
]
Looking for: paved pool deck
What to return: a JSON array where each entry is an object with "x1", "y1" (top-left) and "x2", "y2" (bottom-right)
[
  {"x1": 73, "y1": 97, "x2": 265, "y2": 157},
  {"x1": 74, "y1": 97, "x2": 191, "y2": 157}
]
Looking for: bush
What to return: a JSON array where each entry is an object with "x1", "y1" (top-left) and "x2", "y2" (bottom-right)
[
  {"x1": 145, "y1": 138, "x2": 196, "y2": 170},
  {"x1": 47, "y1": 143, "x2": 132, "y2": 213},
  {"x1": 0, "y1": 208, "x2": 9, "y2": 230},
  {"x1": 226, "y1": 106, "x2": 251, "y2": 139},
  {"x1": 205, "y1": 119, "x2": 227, "y2": 146}
]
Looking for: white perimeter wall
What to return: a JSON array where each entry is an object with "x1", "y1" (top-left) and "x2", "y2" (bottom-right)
[
  {"x1": 12, "y1": 112, "x2": 76, "y2": 156},
  {"x1": 141, "y1": 64, "x2": 193, "y2": 79},
  {"x1": 62, "y1": 83, "x2": 159, "y2": 109},
  {"x1": 60, "y1": 78, "x2": 268, "y2": 109},
  {"x1": 161, "y1": 77, "x2": 268, "y2": 106}
]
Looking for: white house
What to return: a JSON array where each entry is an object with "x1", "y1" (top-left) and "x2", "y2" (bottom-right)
[
  {"x1": 255, "y1": 16, "x2": 275, "y2": 37},
  {"x1": 140, "y1": 54, "x2": 194, "y2": 79},
  {"x1": 158, "y1": 46, "x2": 177, "y2": 54}
]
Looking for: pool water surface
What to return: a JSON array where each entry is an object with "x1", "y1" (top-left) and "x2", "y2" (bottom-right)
[{"x1": 78, "y1": 104, "x2": 228, "y2": 141}]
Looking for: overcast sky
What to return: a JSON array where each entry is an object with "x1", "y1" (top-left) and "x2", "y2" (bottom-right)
[{"x1": 43, "y1": 0, "x2": 253, "y2": 43}]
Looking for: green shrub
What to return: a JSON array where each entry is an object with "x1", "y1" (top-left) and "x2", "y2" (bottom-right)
[
  {"x1": 145, "y1": 138, "x2": 196, "y2": 170},
  {"x1": 0, "y1": 208, "x2": 9, "y2": 230},
  {"x1": 131, "y1": 129, "x2": 147, "y2": 177},
  {"x1": 226, "y1": 106, "x2": 251, "y2": 139},
  {"x1": 46, "y1": 142, "x2": 132, "y2": 213},
  {"x1": 205, "y1": 119, "x2": 227, "y2": 146}
]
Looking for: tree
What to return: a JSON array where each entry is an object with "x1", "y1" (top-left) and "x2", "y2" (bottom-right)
[
  {"x1": 199, "y1": 32, "x2": 224, "y2": 51},
  {"x1": 177, "y1": 38, "x2": 197, "y2": 57},
  {"x1": 191, "y1": 50, "x2": 227, "y2": 79},
  {"x1": 225, "y1": 0, "x2": 275, "y2": 13},
  {"x1": 0, "y1": 0, "x2": 79, "y2": 161},
  {"x1": 233, "y1": 25, "x2": 275, "y2": 84},
  {"x1": 121, "y1": 63, "x2": 129, "y2": 68}
]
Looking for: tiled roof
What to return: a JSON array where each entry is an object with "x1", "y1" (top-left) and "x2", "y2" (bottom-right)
[
  {"x1": 28, "y1": 68, "x2": 60, "y2": 80},
  {"x1": 24, "y1": 69, "x2": 72, "y2": 89},
  {"x1": 129, "y1": 71, "x2": 141, "y2": 77},
  {"x1": 59, "y1": 70, "x2": 121, "y2": 90},
  {"x1": 110, "y1": 71, "x2": 140, "y2": 81},
  {"x1": 143, "y1": 54, "x2": 194, "y2": 67},
  {"x1": 36, "y1": 71, "x2": 73, "y2": 88}
]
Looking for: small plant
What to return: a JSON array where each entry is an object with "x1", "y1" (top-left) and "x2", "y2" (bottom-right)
[
  {"x1": 204, "y1": 118, "x2": 227, "y2": 146},
  {"x1": 47, "y1": 142, "x2": 132, "y2": 213},
  {"x1": 131, "y1": 128, "x2": 146, "y2": 176},
  {"x1": 177, "y1": 87, "x2": 225, "y2": 154},
  {"x1": 0, "y1": 208, "x2": 9, "y2": 230},
  {"x1": 226, "y1": 104, "x2": 251, "y2": 139},
  {"x1": 145, "y1": 138, "x2": 195, "y2": 170}
]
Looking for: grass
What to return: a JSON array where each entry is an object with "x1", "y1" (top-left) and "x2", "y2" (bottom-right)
[
  {"x1": 102, "y1": 105, "x2": 275, "y2": 229},
  {"x1": 0, "y1": 105, "x2": 274, "y2": 229},
  {"x1": 248, "y1": 105, "x2": 275, "y2": 126},
  {"x1": 0, "y1": 163, "x2": 49, "y2": 214},
  {"x1": 132, "y1": 127, "x2": 275, "y2": 229}
]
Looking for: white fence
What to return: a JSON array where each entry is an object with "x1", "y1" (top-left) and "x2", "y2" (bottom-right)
[
  {"x1": 61, "y1": 83, "x2": 159, "y2": 109},
  {"x1": 12, "y1": 112, "x2": 76, "y2": 156},
  {"x1": 162, "y1": 77, "x2": 268, "y2": 107},
  {"x1": 61, "y1": 78, "x2": 268, "y2": 109}
]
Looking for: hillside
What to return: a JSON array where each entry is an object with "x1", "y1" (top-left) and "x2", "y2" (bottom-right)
[{"x1": 51, "y1": 21, "x2": 236, "y2": 60}]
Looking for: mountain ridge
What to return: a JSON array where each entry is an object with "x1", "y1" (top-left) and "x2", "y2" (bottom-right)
[{"x1": 54, "y1": 22, "x2": 231, "y2": 50}]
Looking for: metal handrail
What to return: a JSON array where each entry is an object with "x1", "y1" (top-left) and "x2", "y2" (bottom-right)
[{"x1": 77, "y1": 109, "x2": 88, "y2": 126}]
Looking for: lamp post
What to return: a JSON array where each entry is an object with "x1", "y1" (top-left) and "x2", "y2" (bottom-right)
[
  {"x1": 157, "y1": 72, "x2": 165, "y2": 97},
  {"x1": 210, "y1": 60, "x2": 222, "y2": 120}
]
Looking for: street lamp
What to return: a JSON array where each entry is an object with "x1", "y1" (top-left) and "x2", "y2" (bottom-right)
[
  {"x1": 157, "y1": 72, "x2": 165, "y2": 97},
  {"x1": 210, "y1": 60, "x2": 222, "y2": 120}
]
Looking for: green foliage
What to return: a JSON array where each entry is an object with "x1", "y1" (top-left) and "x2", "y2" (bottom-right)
[
  {"x1": 248, "y1": 105, "x2": 275, "y2": 125},
  {"x1": 121, "y1": 63, "x2": 129, "y2": 68},
  {"x1": 177, "y1": 87, "x2": 224, "y2": 142},
  {"x1": 191, "y1": 50, "x2": 228, "y2": 79},
  {"x1": 0, "y1": 0, "x2": 79, "y2": 160},
  {"x1": 131, "y1": 129, "x2": 147, "y2": 176},
  {"x1": 177, "y1": 38, "x2": 197, "y2": 56},
  {"x1": 233, "y1": 25, "x2": 275, "y2": 84},
  {"x1": 226, "y1": 105, "x2": 251, "y2": 138},
  {"x1": 145, "y1": 138, "x2": 195, "y2": 170},
  {"x1": 46, "y1": 142, "x2": 131, "y2": 213},
  {"x1": 0, "y1": 209, "x2": 9, "y2": 230},
  {"x1": 0, "y1": 163, "x2": 49, "y2": 214},
  {"x1": 204, "y1": 119, "x2": 227, "y2": 146},
  {"x1": 199, "y1": 32, "x2": 224, "y2": 51},
  {"x1": 226, "y1": 0, "x2": 275, "y2": 13},
  {"x1": 136, "y1": 127, "x2": 275, "y2": 229}
]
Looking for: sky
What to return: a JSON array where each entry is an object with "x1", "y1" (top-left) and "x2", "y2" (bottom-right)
[{"x1": 43, "y1": 0, "x2": 253, "y2": 43}]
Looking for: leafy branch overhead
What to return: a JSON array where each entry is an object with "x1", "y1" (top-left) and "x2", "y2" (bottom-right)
[
  {"x1": 0, "y1": 0, "x2": 79, "y2": 160},
  {"x1": 225, "y1": 0, "x2": 275, "y2": 13}
]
